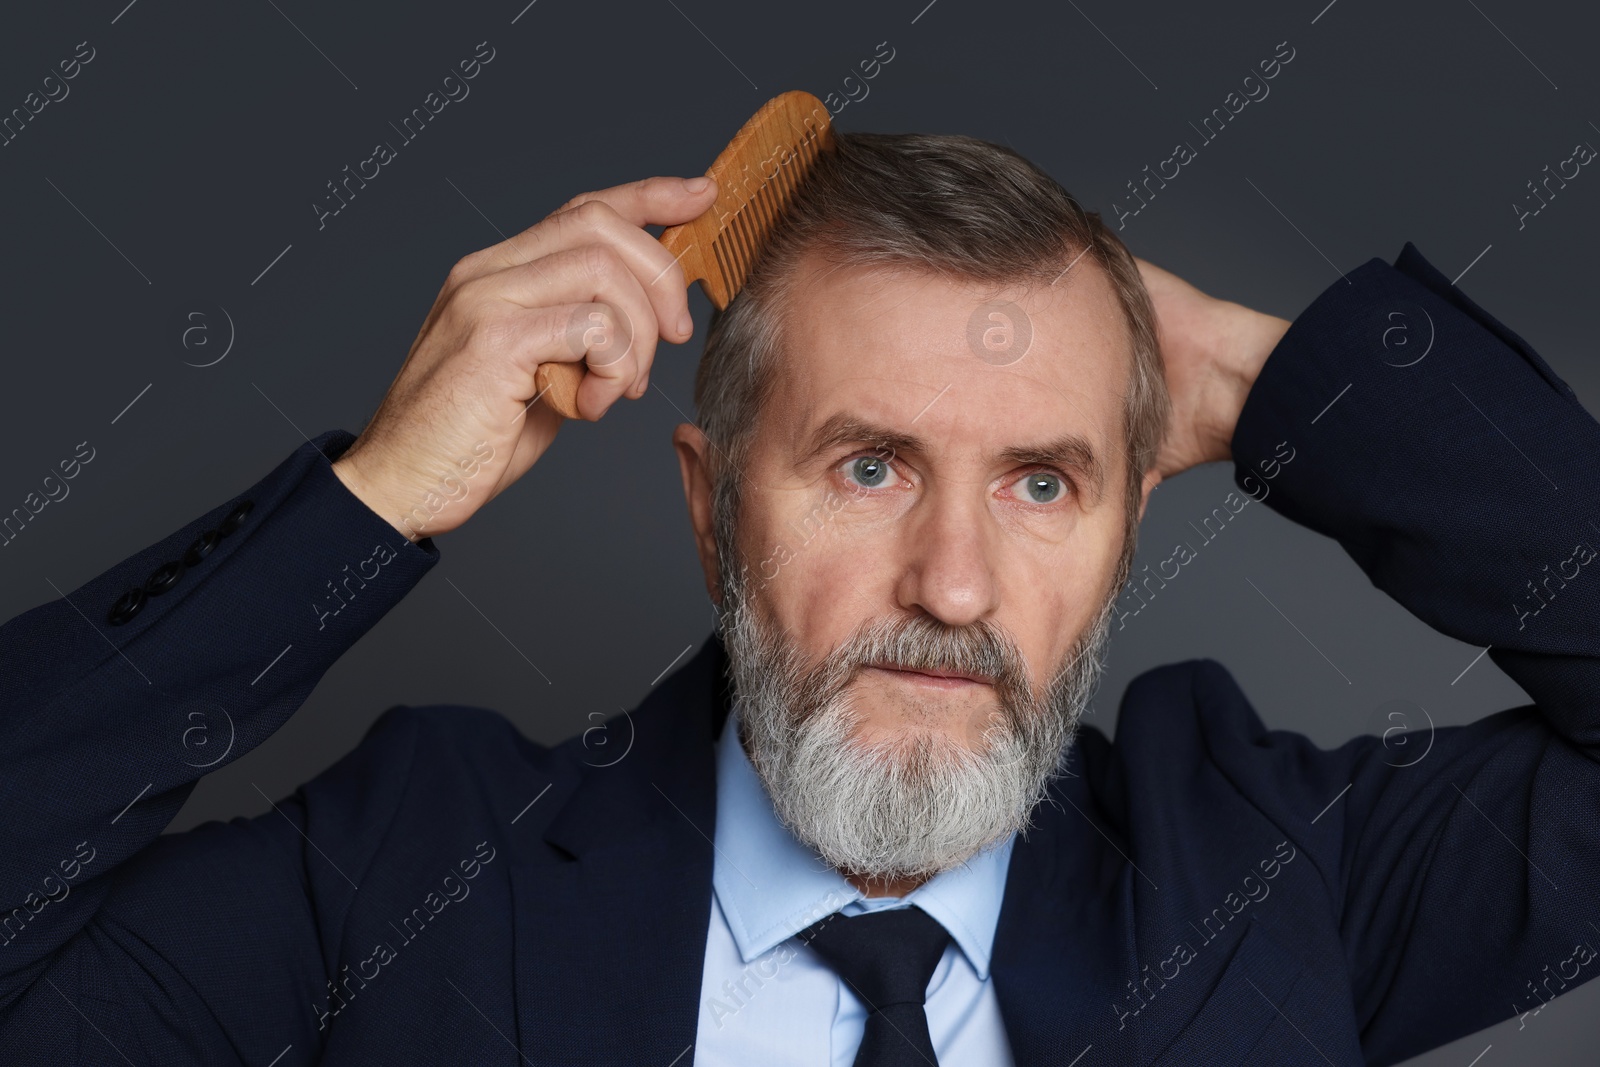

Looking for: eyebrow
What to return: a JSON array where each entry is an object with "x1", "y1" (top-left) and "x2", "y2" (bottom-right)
[{"x1": 797, "y1": 412, "x2": 1107, "y2": 501}]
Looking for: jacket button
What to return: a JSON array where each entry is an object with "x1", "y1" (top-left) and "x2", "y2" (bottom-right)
[
  {"x1": 183, "y1": 529, "x2": 222, "y2": 568},
  {"x1": 144, "y1": 559, "x2": 185, "y2": 595},
  {"x1": 108, "y1": 587, "x2": 146, "y2": 626},
  {"x1": 218, "y1": 499, "x2": 254, "y2": 536}
]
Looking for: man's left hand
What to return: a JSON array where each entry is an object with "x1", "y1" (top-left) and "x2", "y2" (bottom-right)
[{"x1": 1134, "y1": 256, "x2": 1292, "y2": 481}]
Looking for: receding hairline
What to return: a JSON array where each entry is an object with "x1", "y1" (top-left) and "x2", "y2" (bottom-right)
[
  {"x1": 693, "y1": 130, "x2": 1169, "y2": 537},
  {"x1": 738, "y1": 245, "x2": 1134, "y2": 497}
]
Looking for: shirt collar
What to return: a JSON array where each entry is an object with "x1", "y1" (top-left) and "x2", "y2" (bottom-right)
[{"x1": 712, "y1": 702, "x2": 1015, "y2": 981}]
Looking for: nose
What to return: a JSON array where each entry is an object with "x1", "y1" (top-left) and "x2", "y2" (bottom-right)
[{"x1": 892, "y1": 482, "x2": 1001, "y2": 628}]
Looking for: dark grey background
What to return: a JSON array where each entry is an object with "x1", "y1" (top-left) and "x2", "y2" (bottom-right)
[{"x1": 1, "y1": 0, "x2": 1595, "y2": 1062}]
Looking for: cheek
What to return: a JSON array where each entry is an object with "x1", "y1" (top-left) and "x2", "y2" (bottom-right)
[
  {"x1": 998, "y1": 558, "x2": 1088, "y2": 670},
  {"x1": 997, "y1": 517, "x2": 1127, "y2": 664},
  {"x1": 744, "y1": 486, "x2": 904, "y2": 645}
]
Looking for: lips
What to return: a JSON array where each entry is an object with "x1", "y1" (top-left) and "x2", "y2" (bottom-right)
[{"x1": 865, "y1": 662, "x2": 995, "y2": 686}]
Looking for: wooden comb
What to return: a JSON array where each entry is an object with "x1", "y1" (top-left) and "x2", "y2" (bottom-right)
[{"x1": 534, "y1": 89, "x2": 836, "y2": 419}]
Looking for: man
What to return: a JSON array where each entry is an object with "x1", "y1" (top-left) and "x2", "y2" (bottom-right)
[{"x1": 0, "y1": 132, "x2": 1594, "y2": 1066}]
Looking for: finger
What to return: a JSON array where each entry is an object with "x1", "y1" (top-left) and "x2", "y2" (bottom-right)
[
  {"x1": 462, "y1": 301, "x2": 639, "y2": 425},
  {"x1": 557, "y1": 173, "x2": 718, "y2": 228},
  {"x1": 557, "y1": 300, "x2": 640, "y2": 419},
  {"x1": 466, "y1": 243, "x2": 660, "y2": 396},
  {"x1": 547, "y1": 199, "x2": 700, "y2": 354},
  {"x1": 465, "y1": 263, "x2": 648, "y2": 422},
  {"x1": 451, "y1": 177, "x2": 717, "y2": 338}
]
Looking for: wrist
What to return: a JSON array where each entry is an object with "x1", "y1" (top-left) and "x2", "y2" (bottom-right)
[
  {"x1": 1213, "y1": 300, "x2": 1291, "y2": 451},
  {"x1": 331, "y1": 453, "x2": 422, "y2": 542}
]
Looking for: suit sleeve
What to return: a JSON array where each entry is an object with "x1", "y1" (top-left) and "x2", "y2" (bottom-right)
[
  {"x1": 0, "y1": 429, "x2": 439, "y2": 1063},
  {"x1": 1225, "y1": 243, "x2": 1600, "y2": 1064}
]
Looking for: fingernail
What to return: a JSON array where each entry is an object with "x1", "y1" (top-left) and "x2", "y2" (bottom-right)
[
  {"x1": 678, "y1": 310, "x2": 693, "y2": 336},
  {"x1": 683, "y1": 176, "x2": 710, "y2": 193}
]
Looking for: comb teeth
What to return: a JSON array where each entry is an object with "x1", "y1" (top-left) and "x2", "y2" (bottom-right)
[
  {"x1": 537, "y1": 92, "x2": 832, "y2": 421},
  {"x1": 710, "y1": 120, "x2": 828, "y2": 301}
]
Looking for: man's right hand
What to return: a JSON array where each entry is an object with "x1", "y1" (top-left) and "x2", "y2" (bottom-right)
[{"x1": 332, "y1": 174, "x2": 719, "y2": 541}]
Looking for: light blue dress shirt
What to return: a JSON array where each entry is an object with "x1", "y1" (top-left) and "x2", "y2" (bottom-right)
[{"x1": 694, "y1": 702, "x2": 1018, "y2": 1065}]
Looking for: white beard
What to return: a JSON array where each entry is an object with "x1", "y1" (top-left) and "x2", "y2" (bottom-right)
[{"x1": 717, "y1": 564, "x2": 1115, "y2": 885}]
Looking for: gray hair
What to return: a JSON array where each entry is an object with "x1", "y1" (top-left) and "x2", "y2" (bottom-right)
[{"x1": 693, "y1": 131, "x2": 1169, "y2": 597}]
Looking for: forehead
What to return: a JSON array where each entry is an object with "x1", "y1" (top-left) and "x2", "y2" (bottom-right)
[{"x1": 758, "y1": 249, "x2": 1134, "y2": 473}]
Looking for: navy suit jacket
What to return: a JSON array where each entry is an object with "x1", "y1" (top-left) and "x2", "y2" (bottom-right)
[{"x1": 1, "y1": 244, "x2": 1596, "y2": 1066}]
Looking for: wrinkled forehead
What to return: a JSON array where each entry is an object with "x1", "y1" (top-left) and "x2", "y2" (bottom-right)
[{"x1": 756, "y1": 253, "x2": 1135, "y2": 482}]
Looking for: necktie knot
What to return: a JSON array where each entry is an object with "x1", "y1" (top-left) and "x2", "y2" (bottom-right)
[{"x1": 798, "y1": 904, "x2": 952, "y2": 1065}]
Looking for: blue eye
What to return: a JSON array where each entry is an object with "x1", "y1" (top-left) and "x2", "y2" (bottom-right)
[
  {"x1": 850, "y1": 456, "x2": 889, "y2": 487},
  {"x1": 1015, "y1": 472, "x2": 1062, "y2": 503}
]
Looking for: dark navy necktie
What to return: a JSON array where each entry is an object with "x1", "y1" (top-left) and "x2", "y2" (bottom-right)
[{"x1": 798, "y1": 904, "x2": 952, "y2": 1066}]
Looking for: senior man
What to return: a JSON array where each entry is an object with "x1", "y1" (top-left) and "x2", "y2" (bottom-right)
[{"x1": 1, "y1": 132, "x2": 1595, "y2": 1066}]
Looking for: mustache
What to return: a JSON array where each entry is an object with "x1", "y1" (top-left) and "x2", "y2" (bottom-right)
[{"x1": 819, "y1": 614, "x2": 1035, "y2": 704}]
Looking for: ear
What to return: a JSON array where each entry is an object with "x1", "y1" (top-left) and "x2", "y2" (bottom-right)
[
  {"x1": 672, "y1": 422, "x2": 722, "y2": 605},
  {"x1": 1136, "y1": 466, "x2": 1162, "y2": 523}
]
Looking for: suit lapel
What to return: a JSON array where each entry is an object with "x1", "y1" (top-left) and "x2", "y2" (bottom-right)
[
  {"x1": 511, "y1": 635, "x2": 733, "y2": 1065},
  {"x1": 991, "y1": 730, "x2": 1146, "y2": 1065}
]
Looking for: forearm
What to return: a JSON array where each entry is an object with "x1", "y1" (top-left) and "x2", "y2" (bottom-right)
[
  {"x1": 1207, "y1": 300, "x2": 1291, "y2": 462},
  {"x1": 0, "y1": 430, "x2": 438, "y2": 990}
]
